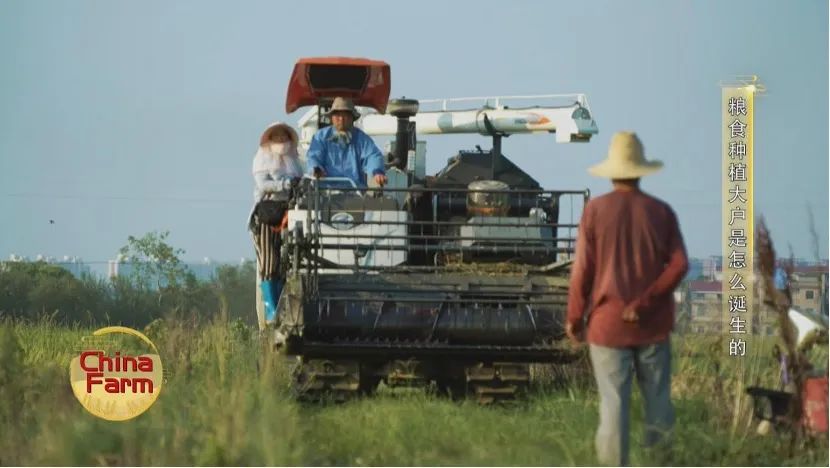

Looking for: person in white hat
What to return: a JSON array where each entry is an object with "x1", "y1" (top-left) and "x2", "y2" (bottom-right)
[
  {"x1": 252, "y1": 122, "x2": 303, "y2": 201},
  {"x1": 306, "y1": 96, "x2": 387, "y2": 188},
  {"x1": 566, "y1": 131, "x2": 689, "y2": 466},
  {"x1": 249, "y1": 121, "x2": 303, "y2": 329}
]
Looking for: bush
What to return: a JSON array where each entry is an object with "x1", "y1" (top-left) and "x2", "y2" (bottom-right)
[
  {"x1": 0, "y1": 231, "x2": 259, "y2": 328},
  {"x1": 0, "y1": 260, "x2": 258, "y2": 329}
]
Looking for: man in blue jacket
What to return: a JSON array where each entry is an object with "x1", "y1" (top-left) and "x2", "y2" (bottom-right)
[{"x1": 306, "y1": 97, "x2": 387, "y2": 187}]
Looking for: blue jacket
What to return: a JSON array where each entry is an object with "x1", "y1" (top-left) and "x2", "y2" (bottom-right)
[
  {"x1": 305, "y1": 126, "x2": 385, "y2": 187},
  {"x1": 774, "y1": 267, "x2": 788, "y2": 291}
]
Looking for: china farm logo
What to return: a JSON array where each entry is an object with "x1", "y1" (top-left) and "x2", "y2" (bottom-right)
[{"x1": 69, "y1": 326, "x2": 163, "y2": 421}]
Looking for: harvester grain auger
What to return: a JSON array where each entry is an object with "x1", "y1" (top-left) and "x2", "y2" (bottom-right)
[{"x1": 255, "y1": 57, "x2": 599, "y2": 403}]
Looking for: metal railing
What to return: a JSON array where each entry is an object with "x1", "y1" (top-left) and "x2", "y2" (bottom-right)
[{"x1": 283, "y1": 182, "x2": 589, "y2": 290}]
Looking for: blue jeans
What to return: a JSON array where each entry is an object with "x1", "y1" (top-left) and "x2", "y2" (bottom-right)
[{"x1": 589, "y1": 339, "x2": 674, "y2": 466}]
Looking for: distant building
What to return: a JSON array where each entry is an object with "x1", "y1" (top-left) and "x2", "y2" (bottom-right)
[
  {"x1": 702, "y1": 255, "x2": 723, "y2": 281},
  {"x1": 685, "y1": 257, "x2": 704, "y2": 280},
  {"x1": 790, "y1": 264, "x2": 829, "y2": 317},
  {"x1": 107, "y1": 256, "x2": 220, "y2": 284},
  {"x1": 7, "y1": 254, "x2": 91, "y2": 279},
  {"x1": 186, "y1": 258, "x2": 219, "y2": 282},
  {"x1": 5, "y1": 253, "x2": 253, "y2": 283},
  {"x1": 682, "y1": 280, "x2": 723, "y2": 335},
  {"x1": 677, "y1": 258, "x2": 828, "y2": 336},
  {"x1": 55, "y1": 256, "x2": 92, "y2": 278},
  {"x1": 107, "y1": 255, "x2": 132, "y2": 279}
]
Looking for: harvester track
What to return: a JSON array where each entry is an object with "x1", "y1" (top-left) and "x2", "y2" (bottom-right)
[
  {"x1": 290, "y1": 359, "x2": 362, "y2": 403},
  {"x1": 290, "y1": 358, "x2": 531, "y2": 404},
  {"x1": 465, "y1": 363, "x2": 530, "y2": 404}
]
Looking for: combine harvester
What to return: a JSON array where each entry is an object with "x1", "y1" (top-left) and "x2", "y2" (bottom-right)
[{"x1": 259, "y1": 57, "x2": 599, "y2": 402}]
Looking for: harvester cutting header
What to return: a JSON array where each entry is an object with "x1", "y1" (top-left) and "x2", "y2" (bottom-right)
[{"x1": 251, "y1": 56, "x2": 599, "y2": 402}]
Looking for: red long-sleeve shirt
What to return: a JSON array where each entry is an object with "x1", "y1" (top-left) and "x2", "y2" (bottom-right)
[{"x1": 567, "y1": 188, "x2": 689, "y2": 347}]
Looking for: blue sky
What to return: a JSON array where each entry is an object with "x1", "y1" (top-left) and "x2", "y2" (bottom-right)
[{"x1": 1, "y1": 0, "x2": 827, "y2": 264}]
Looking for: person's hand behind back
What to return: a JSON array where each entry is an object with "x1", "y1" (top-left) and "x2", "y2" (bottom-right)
[{"x1": 565, "y1": 321, "x2": 584, "y2": 347}]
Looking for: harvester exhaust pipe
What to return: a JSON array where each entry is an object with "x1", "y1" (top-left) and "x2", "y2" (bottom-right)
[
  {"x1": 482, "y1": 114, "x2": 508, "y2": 180},
  {"x1": 387, "y1": 98, "x2": 419, "y2": 171}
]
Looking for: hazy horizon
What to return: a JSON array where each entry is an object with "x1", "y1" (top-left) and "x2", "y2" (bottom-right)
[{"x1": 1, "y1": 0, "x2": 827, "y2": 263}]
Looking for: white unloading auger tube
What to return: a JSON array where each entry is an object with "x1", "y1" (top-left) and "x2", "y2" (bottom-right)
[{"x1": 295, "y1": 94, "x2": 599, "y2": 146}]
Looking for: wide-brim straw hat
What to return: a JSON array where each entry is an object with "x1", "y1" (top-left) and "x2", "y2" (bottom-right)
[
  {"x1": 325, "y1": 96, "x2": 360, "y2": 119},
  {"x1": 588, "y1": 131, "x2": 663, "y2": 179},
  {"x1": 259, "y1": 122, "x2": 299, "y2": 148}
]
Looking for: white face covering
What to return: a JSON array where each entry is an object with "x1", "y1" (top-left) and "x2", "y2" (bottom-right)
[
  {"x1": 254, "y1": 143, "x2": 303, "y2": 179},
  {"x1": 269, "y1": 142, "x2": 290, "y2": 155}
]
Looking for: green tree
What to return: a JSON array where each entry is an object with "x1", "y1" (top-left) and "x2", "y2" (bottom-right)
[
  {"x1": 118, "y1": 230, "x2": 221, "y2": 323},
  {"x1": 104, "y1": 275, "x2": 161, "y2": 326},
  {"x1": 0, "y1": 262, "x2": 103, "y2": 324},
  {"x1": 0, "y1": 263, "x2": 36, "y2": 317},
  {"x1": 0, "y1": 231, "x2": 233, "y2": 327},
  {"x1": 118, "y1": 230, "x2": 191, "y2": 290},
  {"x1": 213, "y1": 262, "x2": 257, "y2": 325}
]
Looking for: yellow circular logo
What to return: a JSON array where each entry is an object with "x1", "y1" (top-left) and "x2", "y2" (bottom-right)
[{"x1": 69, "y1": 326, "x2": 163, "y2": 421}]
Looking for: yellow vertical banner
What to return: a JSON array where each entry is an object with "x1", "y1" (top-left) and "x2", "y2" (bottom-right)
[{"x1": 722, "y1": 86, "x2": 754, "y2": 356}]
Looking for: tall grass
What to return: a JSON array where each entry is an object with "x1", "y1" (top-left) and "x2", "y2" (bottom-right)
[{"x1": 0, "y1": 318, "x2": 826, "y2": 466}]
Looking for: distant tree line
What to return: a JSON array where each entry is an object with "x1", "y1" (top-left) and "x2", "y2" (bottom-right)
[{"x1": 0, "y1": 231, "x2": 257, "y2": 328}]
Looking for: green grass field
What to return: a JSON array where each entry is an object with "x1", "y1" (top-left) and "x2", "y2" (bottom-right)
[{"x1": 0, "y1": 318, "x2": 827, "y2": 466}]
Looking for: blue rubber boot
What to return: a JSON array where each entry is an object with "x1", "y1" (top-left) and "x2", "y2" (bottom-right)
[{"x1": 261, "y1": 279, "x2": 283, "y2": 324}]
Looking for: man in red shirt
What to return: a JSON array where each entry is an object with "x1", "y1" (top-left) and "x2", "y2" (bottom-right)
[{"x1": 566, "y1": 132, "x2": 689, "y2": 466}]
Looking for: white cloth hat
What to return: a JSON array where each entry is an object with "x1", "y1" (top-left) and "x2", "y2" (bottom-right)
[{"x1": 259, "y1": 122, "x2": 299, "y2": 148}]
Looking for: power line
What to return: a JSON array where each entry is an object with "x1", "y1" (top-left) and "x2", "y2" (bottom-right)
[
  {"x1": 2, "y1": 193, "x2": 250, "y2": 204},
  {"x1": 1, "y1": 260, "x2": 255, "y2": 265}
]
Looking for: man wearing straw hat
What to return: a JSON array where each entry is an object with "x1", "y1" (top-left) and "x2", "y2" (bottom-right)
[
  {"x1": 566, "y1": 132, "x2": 689, "y2": 466},
  {"x1": 306, "y1": 97, "x2": 387, "y2": 188}
]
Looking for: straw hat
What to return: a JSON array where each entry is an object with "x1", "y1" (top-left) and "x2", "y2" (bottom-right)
[
  {"x1": 326, "y1": 97, "x2": 360, "y2": 119},
  {"x1": 588, "y1": 132, "x2": 663, "y2": 179},
  {"x1": 259, "y1": 122, "x2": 299, "y2": 148}
]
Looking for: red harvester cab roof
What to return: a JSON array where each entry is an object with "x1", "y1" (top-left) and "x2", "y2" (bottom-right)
[{"x1": 285, "y1": 57, "x2": 391, "y2": 114}]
